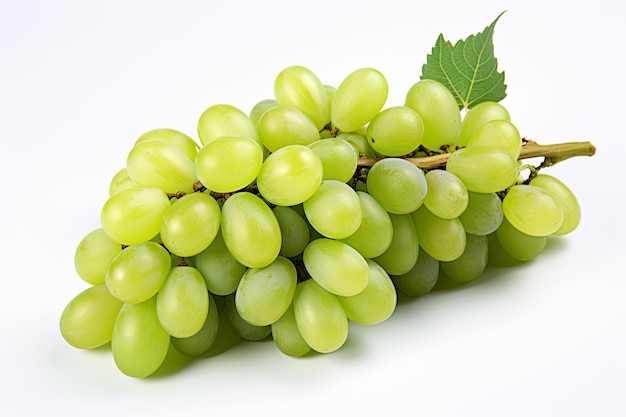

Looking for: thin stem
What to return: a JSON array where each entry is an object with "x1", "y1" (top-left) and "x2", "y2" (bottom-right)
[{"x1": 356, "y1": 139, "x2": 596, "y2": 170}]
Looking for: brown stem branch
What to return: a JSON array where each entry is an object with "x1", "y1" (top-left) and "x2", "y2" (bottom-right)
[{"x1": 356, "y1": 139, "x2": 596, "y2": 170}]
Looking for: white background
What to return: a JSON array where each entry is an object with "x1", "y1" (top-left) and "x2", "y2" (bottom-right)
[{"x1": 1, "y1": 0, "x2": 624, "y2": 415}]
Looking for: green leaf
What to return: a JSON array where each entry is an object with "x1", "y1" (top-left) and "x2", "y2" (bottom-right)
[{"x1": 421, "y1": 11, "x2": 507, "y2": 110}]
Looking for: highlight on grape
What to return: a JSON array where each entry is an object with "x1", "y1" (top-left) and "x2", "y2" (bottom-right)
[{"x1": 60, "y1": 14, "x2": 595, "y2": 378}]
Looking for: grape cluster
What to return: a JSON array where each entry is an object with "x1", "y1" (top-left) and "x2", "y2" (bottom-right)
[{"x1": 60, "y1": 65, "x2": 582, "y2": 378}]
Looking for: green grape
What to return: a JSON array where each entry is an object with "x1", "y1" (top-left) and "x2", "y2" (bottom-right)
[
  {"x1": 156, "y1": 266, "x2": 209, "y2": 338},
  {"x1": 235, "y1": 256, "x2": 297, "y2": 326},
  {"x1": 440, "y1": 233, "x2": 488, "y2": 283},
  {"x1": 392, "y1": 250, "x2": 439, "y2": 297},
  {"x1": 193, "y1": 230, "x2": 246, "y2": 296},
  {"x1": 303, "y1": 238, "x2": 369, "y2": 296},
  {"x1": 221, "y1": 192, "x2": 281, "y2": 268},
  {"x1": 273, "y1": 206, "x2": 310, "y2": 258},
  {"x1": 331, "y1": 68, "x2": 388, "y2": 132},
  {"x1": 126, "y1": 140, "x2": 197, "y2": 194},
  {"x1": 249, "y1": 98, "x2": 278, "y2": 126},
  {"x1": 458, "y1": 191, "x2": 504, "y2": 235},
  {"x1": 225, "y1": 294, "x2": 271, "y2": 341},
  {"x1": 308, "y1": 138, "x2": 358, "y2": 183},
  {"x1": 256, "y1": 145, "x2": 323, "y2": 206},
  {"x1": 467, "y1": 119, "x2": 522, "y2": 159},
  {"x1": 423, "y1": 169, "x2": 468, "y2": 219},
  {"x1": 404, "y1": 79, "x2": 461, "y2": 150},
  {"x1": 270, "y1": 302, "x2": 311, "y2": 357},
  {"x1": 74, "y1": 228, "x2": 122, "y2": 285},
  {"x1": 412, "y1": 206, "x2": 466, "y2": 262},
  {"x1": 106, "y1": 242, "x2": 171, "y2": 304},
  {"x1": 503, "y1": 185, "x2": 564, "y2": 236},
  {"x1": 339, "y1": 191, "x2": 393, "y2": 258},
  {"x1": 257, "y1": 105, "x2": 320, "y2": 152},
  {"x1": 109, "y1": 167, "x2": 136, "y2": 196},
  {"x1": 171, "y1": 292, "x2": 219, "y2": 357},
  {"x1": 529, "y1": 174, "x2": 581, "y2": 235},
  {"x1": 366, "y1": 158, "x2": 427, "y2": 214},
  {"x1": 445, "y1": 146, "x2": 518, "y2": 193},
  {"x1": 274, "y1": 65, "x2": 330, "y2": 130},
  {"x1": 197, "y1": 103, "x2": 260, "y2": 147},
  {"x1": 111, "y1": 296, "x2": 170, "y2": 378},
  {"x1": 303, "y1": 180, "x2": 362, "y2": 239},
  {"x1": 496, "y1": 217, "x2": 547, "y2": 261},
  {"x1": 336, "y1": 260, "x2": 397, "y2": 325},
  {"x1": 135, "y1": 128, "x2": 200, "y2": 162},
  {"x1": 293, "y1": 279, "x2": 348, "y2": 353},
  {"x1": 366, "y1": 106, "x2": 424, "y2": 156},
  {"x1": 336, "y1": 131, "x2": 377, "y2": 158},
  {"x1": 160, "y1": 192, "x2": 221, "y2": 257},
  {"x1": 195, "y1": 134, "x2": 263, "y2": 193},
  {"x1": 59, "y1": 284, "x2": 123, "y2": 349},
  {"x1": 373, "y1": 213, "x2": 419, "y2": 275},
  {"x1": 457, "y1": 101, "x2": 511, "y2": 146}
]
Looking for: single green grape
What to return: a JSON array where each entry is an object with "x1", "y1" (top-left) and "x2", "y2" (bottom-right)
[
  {"x1": 235, "y1": 256, "x2": 297, "y2": 327},
  {"x1": 126, "y1": 140, "x2": 197, "y2": 194},
  {"x1": 101, "y1": 186, "x2": 171, "y2": 245},
  {"x1": 156, "y1": 266, "x2": 209, "y2": 338},
  {"x1": 411, "y1": 205, "x2": 466, "y2": 262},
  {"x1": 404, "y1": 79, "x2": 461, "y2": 150},
  {"x1": 423, "y1": 169, "x2": 468, "y2": 219},
  {"x1": 221, "y1": 192, "x2": 281, "y2": 268},
  {"x1": 303, "y1": 180, "x2": 362, "y2": 239},
  {"x1": 256, "y1": 144, "x2": 323, "y2": 207},
  {"x1": 331, "y1": 68, "x2": 388, "y2": 132},
  {"x1": 336, "y1": 131, "x2": 377, "y2": 158},
  {"x1": 366, "y1": 106, "x2": 424, "y2": 156},
  {"x1": 293, "y1": 279, "x2": 348, "y2": 353},
  {"x1": 503, "y1": 184, "x2": 564, "y2": 236},
  {"x1": 195, "y1": 134, "x2": 263, "y2": 193},
  {"x1": 160, "y1": 192, "x2": 221, "y2": 257},
  {"x1": 458, "y1": 191, "x2": 504, "y2": 235},
  {"x1": 303, "y1": 238, "x2": 369, "y2": 297},
  {"x1": 105, "y1": 241, "x2": 171, "y2": 304},
  {"x1": 257, "y1": 105, "x2": 320, "y2": 152},
  {"x1": 274, "y1": 65, "x2": 330, "y2": 130},
  {"x1": 111, "y1": 296, "x2": 170, "y2": 378},
  {"x1": 59, "y1": 284, "x2": 124, "y2": 349},
  {"x1": 74, "y1": 228, "x2": 122, "y2": 285},
  {"x1": 366, "y1": 158, "x2": 427, "y2": 214}
]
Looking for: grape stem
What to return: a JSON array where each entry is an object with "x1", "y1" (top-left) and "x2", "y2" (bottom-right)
[{"x1": 356, "y1": 139, "x2": 596, "y2": 170}]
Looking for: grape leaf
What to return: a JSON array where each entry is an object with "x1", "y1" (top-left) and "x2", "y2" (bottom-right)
[{"x1": 421, "y1": 12, "x2": 507, "y2": 110}]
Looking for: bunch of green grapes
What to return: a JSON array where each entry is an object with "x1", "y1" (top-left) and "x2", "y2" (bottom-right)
[{"x1": 60, "y1": 65, "x2": 582, "y2": 378}]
